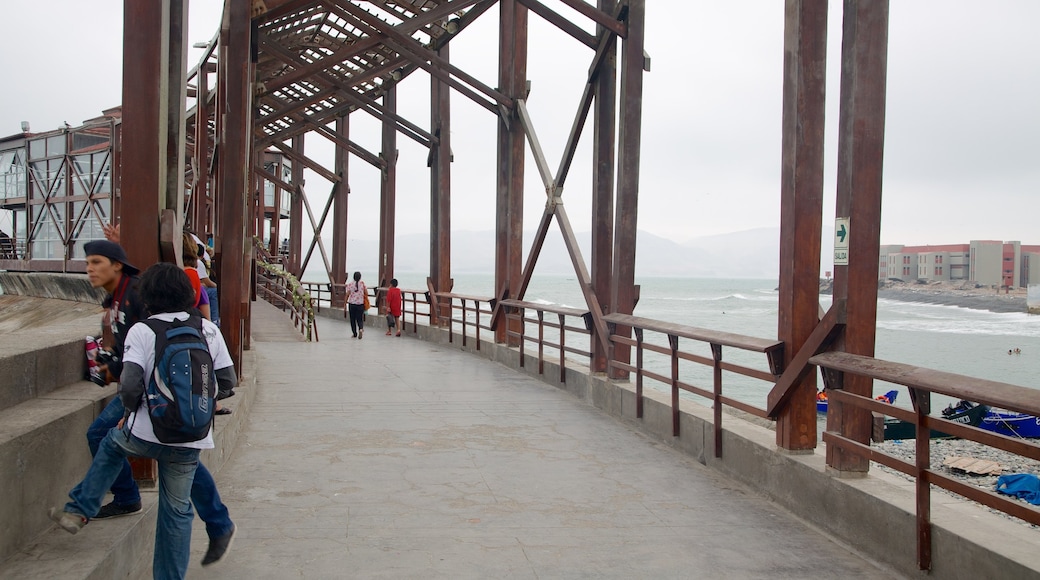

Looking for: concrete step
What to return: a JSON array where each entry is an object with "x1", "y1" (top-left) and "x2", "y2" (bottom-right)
[{"x1": 0, "y1": 381, "x2": 114, "y2": 566}]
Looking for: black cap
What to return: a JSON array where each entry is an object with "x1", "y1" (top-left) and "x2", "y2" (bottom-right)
[{"x1": 84, "y1": 240, "x2": 140, "y2": 276}]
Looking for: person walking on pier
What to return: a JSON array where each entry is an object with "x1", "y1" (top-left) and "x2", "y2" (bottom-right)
[
  {"x1": 347, "y1": 270, "x2": 368, "y2": 339},
  {"x1": 78, "y1": 239, "x2": 238, "y2": 568},
  {"x1": 50, "y1": 263, "x2": 239, "y2": 579},
  {"x1": 386, "y1": 278, "x2": 402, "y2": 336}
]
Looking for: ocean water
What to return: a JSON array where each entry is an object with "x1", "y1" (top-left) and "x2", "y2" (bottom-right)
[{"x1": 309, "y1": 270, "x2": 1039, "y2": 411}]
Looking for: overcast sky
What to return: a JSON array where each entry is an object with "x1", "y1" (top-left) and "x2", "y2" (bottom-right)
[{"x1": 2, "y1": 1, "x2": 1037, "y2": 249}]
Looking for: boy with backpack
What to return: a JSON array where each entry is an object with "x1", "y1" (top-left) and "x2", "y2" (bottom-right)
[{"x1": 50, "y1": 263, "x2": 238, "y2": 580}]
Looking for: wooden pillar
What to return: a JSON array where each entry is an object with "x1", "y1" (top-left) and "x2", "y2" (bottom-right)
[
  {"x1": 191, "y1": 65, "x2": 211, "y2": 232},
  {"x1": 430, "y1": 43, "x2": 452, "y2": 322},
  {"x1": 776, "y1": 0, "x2": 828, "y2": 452},
  {"x1": 120, "y1": 0, "x2": 187, "y2": 268},
  {"x1": 495, "y1": 0, "x2": 527, "y2": 343},
  {"x1": 289, "y1": 135, "x2": 305, "y2": 278},
  {"x1": 609, "y1": 0, "x2": 645, "y2": 378},
  {"x1": 331, "y1": 117, "x2": 349, "y2": 305},
  {"x1": 590, "y1": 0, "x2": 617, "y2": 374},
  {"x1": 378, "y1": 87, "x2": 398, "y2": 297},
  {"x1": 216, "y1": 0, "x2": 252, "y2": 370},
  {"x1": 826, "y1": 0, "x2": 890, "y2": 473}
]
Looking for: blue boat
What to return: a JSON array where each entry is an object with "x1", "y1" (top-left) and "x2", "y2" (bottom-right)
[{"x1": 979, "y1": 410, "x2": 1040, "y2": 438}]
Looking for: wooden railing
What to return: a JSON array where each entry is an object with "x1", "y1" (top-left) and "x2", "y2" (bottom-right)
[
  {"x1": 499, "y1": 299, "x2": 592, "y2": 383},
  {"x1": 431, "y1": 292, "x2": 495, "y2": 350},
  {"x1": 811, "y1": 351, "x2": 1040, "y2": 571},
  {"x1": 255, "y1": 265, "x2": 318, "y2": 341},
  {"x1": 602, "y1": 313, "x2": 785, "y2": 457}
]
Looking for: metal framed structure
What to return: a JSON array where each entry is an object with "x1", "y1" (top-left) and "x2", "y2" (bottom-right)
[{"x1": 4, "y1": 0, "x2": 896, "y2": 473}]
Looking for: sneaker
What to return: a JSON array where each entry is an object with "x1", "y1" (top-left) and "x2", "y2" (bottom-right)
[
  {"x1": 48, "y1": 508, "x2": 87, "y2": 534},
  {"x1": 94, "y1": 501, "x2": 143, "y2": 519},
  {"x1": 201, "y1": 524, "x2": 236, "y2": 566}
]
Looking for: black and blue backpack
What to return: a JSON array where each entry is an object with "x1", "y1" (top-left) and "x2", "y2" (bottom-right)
[{"x1": 142, "y1": 316, "x2": 216, "y2": 443}]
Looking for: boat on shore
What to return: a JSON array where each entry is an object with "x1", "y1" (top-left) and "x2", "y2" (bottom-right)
[
  {"x1": 879, "y1": 400, "x2": 990, "y2": 441},
  {"x1": 979, "y1": 410, "x2": 1040, "y2": 438}
]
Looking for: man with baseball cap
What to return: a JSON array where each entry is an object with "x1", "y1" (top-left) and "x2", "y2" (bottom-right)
[{"x1": 81, "y1": 239, "x2": 148, "y2": 519}]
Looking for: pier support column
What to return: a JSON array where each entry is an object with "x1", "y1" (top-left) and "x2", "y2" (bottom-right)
[
  {"x1": 430, "y1": 43, "x2": 453, "y2": 324},
  {"x1": 495, "y1": 0, "x2": 527, "y2": 344},
  {"x1": 289, "y1": 135, "x2": 305, "y2": 279},
  {"x1": 590, "y1": 0, "x2": 617, "y2": 374},
  {"x1": 216, "y1": 0, "x2": 253, "y2": 370},
  {"x1": 331, "y1": 118, "x2": 349, "y2": 307},
  {"x1": 826, "y1": 0, "x2": 890, "y2": 473},
  {"x1": 120, "y1": 0, "x2": 188, "y2": 268},
  {"x1": 776, "y1": 0, "x2": 828, "y2": 451},
  {"x1": 378, "y1": 87, "x2": 398, "y2": 301},
  {"x1": 609, "y1": 0, "x2": 645, "y2": 378}
]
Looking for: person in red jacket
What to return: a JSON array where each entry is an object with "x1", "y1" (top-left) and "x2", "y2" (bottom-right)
[{"x1": 385, "y1": 278, "x2": 402, "y2": 337}]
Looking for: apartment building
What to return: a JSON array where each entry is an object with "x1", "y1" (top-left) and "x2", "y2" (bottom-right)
[{"x1": 878, "y1": 241, "x2": 1040, "y2": 287}]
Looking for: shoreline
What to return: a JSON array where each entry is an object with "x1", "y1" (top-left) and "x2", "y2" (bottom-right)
[
  {"x1": 876, "y1": 287, "x2": 1026, "y2": 314},
  {"x1": 822, "y1": 280, "x2": 1029, "y2": 315}
]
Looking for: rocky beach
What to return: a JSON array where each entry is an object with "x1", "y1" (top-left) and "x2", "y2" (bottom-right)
[{"x1": 822, "y1": 278, "x2": 1028, "y2": 314}]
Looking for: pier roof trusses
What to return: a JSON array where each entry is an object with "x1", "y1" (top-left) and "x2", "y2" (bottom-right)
[{"x1": 250, "y1": 0, "x2": 499, "y2": 155}]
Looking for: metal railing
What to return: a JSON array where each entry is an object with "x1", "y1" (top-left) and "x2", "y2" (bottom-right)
[
  {"x1": 255, "y1": 265, "x2": 318, "y2": 341},
  {"x1": 811, "y1": 351, "x2": 1040, "y2": 570},
  {"x1": 499, "y1": 299, "x2": 592, "y2": 383},
  {"x1": 431, "y1": 292, "x2": 495, "y2": 350},
  {"x1": 602, "y1": 313, "x2": 785, "y2": 458}
]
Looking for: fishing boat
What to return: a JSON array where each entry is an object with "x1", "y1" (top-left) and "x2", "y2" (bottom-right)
[
  {"x1": 879, "y1": 400, "x2": 989, "y2": 441},
  {"x1": 979, "y1": 410, "x2": 1040, "y2": 438},
  {"x1": 817, "y1": 389, "x2": 897, "y2": 414}
]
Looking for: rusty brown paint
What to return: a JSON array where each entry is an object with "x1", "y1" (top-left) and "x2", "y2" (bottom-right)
[{"x1": 826, "y1": 0, "x2": 890, "y2": 474}]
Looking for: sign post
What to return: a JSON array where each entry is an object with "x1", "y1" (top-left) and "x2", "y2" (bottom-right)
[{"x1": 834, "y1": 217, "x2": 850, "y2": 265}]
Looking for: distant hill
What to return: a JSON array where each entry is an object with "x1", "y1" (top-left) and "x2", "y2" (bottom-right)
[{"x1": 312, "y1": 227, "x2": 800, "y2": 279}]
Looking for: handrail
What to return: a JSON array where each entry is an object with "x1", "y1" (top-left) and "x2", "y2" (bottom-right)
[
  {"x1": 372, "y1": 286, "x2": 431, "y2": 334},
  {"x1": 432, "y1": 292, "x2": 495, "y2": 350},
  {"x1": 254, "y1": 265, "x2": 318, "y2": 341},
  {"x1": 602, "y1": 312, "x2": 783, "y2": 457},
  {"x1": 499, "y1": 299, "x2": 592, "y2": 383},
  {"x1": 811, "y1": 350, "x2": 1040, "y2": 571}
]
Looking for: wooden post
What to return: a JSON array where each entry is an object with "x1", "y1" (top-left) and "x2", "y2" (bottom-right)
[
  {"x1": 826, "y1": 0, "x2": 890, "y2": 473},
  {"x1": 776, "y1": 0, "x2": 828, "y2": 452}
]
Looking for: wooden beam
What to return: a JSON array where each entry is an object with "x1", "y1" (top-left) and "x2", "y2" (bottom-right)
[
  {"x1": 516, "y1": 0, "x2": 597, "y2": 48},
  {"x1": 270, "y1": 140, "x2": 340, "y2": 184},
  {"x1": 766, "y1": 300, "x2": 845, "y2": 416},
  {"x1": 559, "y1": 0, "x2": 627, "y2": 38}
]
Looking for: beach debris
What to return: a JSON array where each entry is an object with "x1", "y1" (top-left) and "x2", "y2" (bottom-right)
[{"x1": 943, "y1": 456, "x2": 1002, "y2": 476}]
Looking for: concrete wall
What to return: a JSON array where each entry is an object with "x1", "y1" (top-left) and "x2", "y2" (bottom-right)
[
  {"x1": 350, "y1": 311, "x2": 1040, "y2": 580},
  {"x1": 0, "y1": 272, "x2": 104, "y2": 303}
]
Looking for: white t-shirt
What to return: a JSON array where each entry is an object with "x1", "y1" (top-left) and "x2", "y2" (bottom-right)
[{"x1": 122, "y1": 312, "x2": 233, "y2": 449}]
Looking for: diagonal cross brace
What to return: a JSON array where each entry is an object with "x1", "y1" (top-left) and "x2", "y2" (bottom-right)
[{"x1": 765, "y1": 299, "x2": 846, "y2": 417}]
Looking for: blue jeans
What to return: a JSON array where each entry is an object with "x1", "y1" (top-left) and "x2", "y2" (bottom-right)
[
  {"x1": 87, "y1": 398, "x2": 139, "y2": 506},
  {"x1": 206, "y1": 287, "x2": 220, "y2": 327},
  {"x1": 87, "y1": 398, "x2": 234, "y2": 538},
  {"x1": 66, "y1": 426, "x2": 199, "y2": 580}
]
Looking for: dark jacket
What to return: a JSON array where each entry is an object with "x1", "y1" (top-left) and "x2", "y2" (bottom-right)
[{"x1": 100, "y1": 274, "x2": 145, "y2": 380}]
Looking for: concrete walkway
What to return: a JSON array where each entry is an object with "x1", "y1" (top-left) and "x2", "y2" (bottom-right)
[{"x1": 190, "y1": 301, "x2": 897, "y2": 579}]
